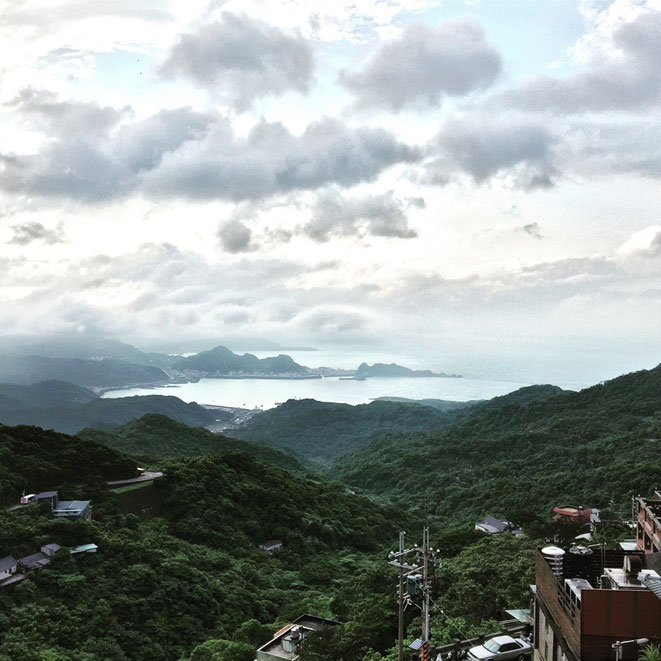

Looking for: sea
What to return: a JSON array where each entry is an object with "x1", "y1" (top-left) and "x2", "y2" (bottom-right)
[{"x1": 101, "y1": 348, "x2": 593, "y2": 410}]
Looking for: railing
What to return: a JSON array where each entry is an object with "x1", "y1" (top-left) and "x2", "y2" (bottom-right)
[{"x1": 408, "y1": 620, "x2": 532, "y2": 660}]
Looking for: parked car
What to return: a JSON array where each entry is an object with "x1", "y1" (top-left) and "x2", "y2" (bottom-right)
[{"x1": 467, "y1": 635, "x2": 531, "y2": 660}]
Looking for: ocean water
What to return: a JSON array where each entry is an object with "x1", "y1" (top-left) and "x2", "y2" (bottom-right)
[
  {"x1": 101, "y1": 375, "x2": 533, "y2": 410},
  {"x1": 101, "y1": 348, "x2": 590, "y2": 409}
]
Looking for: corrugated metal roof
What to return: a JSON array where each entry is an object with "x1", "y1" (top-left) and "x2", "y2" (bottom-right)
[{"x1": 642, "y1": 575, "x2": 661, "y2": 601}]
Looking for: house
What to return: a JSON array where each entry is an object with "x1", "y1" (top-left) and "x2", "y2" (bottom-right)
[
  {"x1": 0, "y1": 556, "x2": 18, "y2": 582},
  {"x1": 18, "y1": 551, "x2": 52, "y2": 571},
  {"x1": 259, "y1": 539, "x2": 284, "y2": 552},
  {"x1": 475, "y1": 516, "x2": 522, "y2": 536},
  {"x1": 532, "y1": 545, "x2": 661, "y2": 660},
  {"x1": 70, "y1": 543, "x2": 98, "y2": 555},
  {"x1": 255, "y1": 615, "x2": 341, "y2": 661},
  {"x1": 53, "y1": 500, "x2": 92, "y2": 520},
  {"x1": 636, "y1": 489, "x2": 661, "y2": 554},
  {"x1": 41, "y1": 543, "x2": 61, "y2": 557}
]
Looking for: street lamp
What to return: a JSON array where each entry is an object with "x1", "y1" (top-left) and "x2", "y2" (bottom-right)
[{"x1": 612, "y1": 638, "x2": 649, "y2": 660}]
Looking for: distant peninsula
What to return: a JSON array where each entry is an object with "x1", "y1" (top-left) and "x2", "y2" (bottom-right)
[{"x1": 169, "y1": 346, "x2": 461, "y2": 380}]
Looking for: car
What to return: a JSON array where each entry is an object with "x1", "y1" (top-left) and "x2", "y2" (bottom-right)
[{"x1": 466, "y1": 634, "x2": 531, "y2": 660}]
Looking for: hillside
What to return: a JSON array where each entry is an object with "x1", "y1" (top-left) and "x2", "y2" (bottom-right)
[
  {"x1": 334, "y1": 365, "x2": 661, "y2": 526},
  {"x1": 173, "y1": 345, "x2": 310, "y2": 375},
  {"x1": 0, "y1": 332, "x2": 177, "y2": 369},
  {"x1": 0, "y1": 355, "x2": 169, "y2": 389},
  {"x1": 79, "y1": 414, "x2": 303, "y2": 469},
  {"x1": 0, "y1": 382, "x2": 219, "y2": 434},
  {"x1": 232, "y1": 385, "x2": 568, "y2": 463},
  {"x1": 0, "y1": 423, "x2": 138, "y2": 505},
  {"x1": 0, "y1": 426, "x2": 411, "y2": 660},
  {"x1": 232, "y1": 398, "x2": 448, "y2": 462}
]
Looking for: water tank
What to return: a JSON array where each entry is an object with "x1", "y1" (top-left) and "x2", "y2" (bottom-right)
[
  {"x1": 568, "y1": 545, "x2": 593, "y2": 580},
  {"x1": 542, "y1": 546, "x2": 565, "y2": 578}
]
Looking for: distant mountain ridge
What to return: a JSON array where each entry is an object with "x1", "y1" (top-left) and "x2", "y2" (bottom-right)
[
  {"x1": 0, "y1": 354, "x2": 169, "y2": 389},
  {"x1": 0, "y1": 380, "x2": 220, "y2": 434}
]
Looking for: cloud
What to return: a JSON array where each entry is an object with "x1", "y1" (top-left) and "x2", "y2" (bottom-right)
[
  {"x1": 145, "y1": 117, "x2": 420, "y2": 201},
  {"x1": 218, "y1": 219, "x2": 253, "y2": 253},
  {"x1": 0, "y1": 91, "x2": 418, "y2": 202},
  {"x1": 426, "y1": 115, "x2": 558, "y2": 189},
  {"x1": 303, "y1": 188, "x2": 417, "y2": 241},
  {"x1": 9, "y1": 221, "x2": 64, "y2": 245},
  {"x1": 340, "y1": 19, "x2": 501, "y2": 112},
  {"x1": 160, "y1": 13, "x2": 314, "y2": 111},
  {"x1": 499, "y1": 8, "x2": 661, "y2": 114},
  {"x1": 518, "y1": 222, "x2": 544, "y2": 240}
]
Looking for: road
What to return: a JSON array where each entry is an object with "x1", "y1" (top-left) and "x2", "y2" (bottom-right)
[{"x1": 106, "y1": 471, "x2": 163, "y2": 487}]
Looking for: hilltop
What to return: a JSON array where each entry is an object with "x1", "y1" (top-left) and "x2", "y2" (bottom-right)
[{"x1": 78, "y1": 414, "x2": 302, "y2": 469}]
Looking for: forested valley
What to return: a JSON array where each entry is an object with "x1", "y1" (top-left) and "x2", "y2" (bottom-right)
[{"x1": 1, "y1": 364, "x2": 659, "y2": 660}]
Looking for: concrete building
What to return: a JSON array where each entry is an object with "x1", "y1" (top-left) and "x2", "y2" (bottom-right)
[
  {"x1": 636, "y1": 490, "x2": 661, "y2": 554},
  {"x1": 53, "y1": 500, "x2": 92, "y2": 520},
  {"x1": 475, "y1": 515, "x2": 522, "y2": 536},
  {"x1": 532, "y1": 546, "x2": 661, "y2": 661},
  {"x1": 255, "y1": 615, "x2": 341, "y2": 661}
]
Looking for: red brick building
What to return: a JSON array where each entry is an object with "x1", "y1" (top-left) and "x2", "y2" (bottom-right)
[{"x1": 533, "y1": 546, "x2": 661, "y2": 661}]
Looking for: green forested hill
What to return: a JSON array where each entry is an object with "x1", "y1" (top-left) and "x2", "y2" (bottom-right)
[
  {"x1": 232, "y1": 385, "x2": 568, "y2": 463},
  {"x1": 0, "y1": 423, "x2": 138, "y2": 505},
  {"x1": 0, "y1": 382, "x2": 220, "y2": 434},
  {"x1": 0, "y1": 355, "x2": 168, "y2": 388},
  {"x1": 79, "y1": 414, "x2": 302, "y2": 469},
  {"x1": 334, "y1": 364, "x2": 661, "y2": 526},
  {"x1": 0, "y1": 428, "x2": 411, "y2": 661}
]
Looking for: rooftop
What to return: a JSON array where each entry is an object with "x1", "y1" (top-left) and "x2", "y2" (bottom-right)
[{"x1": 0, "y1": 556, "x2": 17, "y2": 571}]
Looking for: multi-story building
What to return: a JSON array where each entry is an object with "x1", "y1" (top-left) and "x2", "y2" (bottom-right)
[
  {"x1": 636, "y1": 490, "x2": 661, "y2": 554},
  {"x1": 533, "y1": 545, "x2": 661, "y2": 661}
]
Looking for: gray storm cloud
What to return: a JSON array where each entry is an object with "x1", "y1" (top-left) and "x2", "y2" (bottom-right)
[
  {"x1": 426, "y1": 116, "x2": 557, "y2": 190},
  {"x1": 303, "y1": 189, "x2": 417, "y2": 241},
  {"x1": 341, "y1": 19, "x2": 502, "y2": 112},
  {"x1": 9, "y1": 221, "x2": 64, "y2": 246},
  {"x1": 0, "y1": 92, "x2": 419, "y2": 203},
  {"x1": 160, "y1": 13, "x2": 314, "y2": 111}
]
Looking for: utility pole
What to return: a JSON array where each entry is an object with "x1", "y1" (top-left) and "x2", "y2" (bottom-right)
[
  {"x1": 388, "y1": 527, "x2": 439, "y2": 661},
  {"x1": 398, "y1": 531, "x2": 405, "y2": 661}
]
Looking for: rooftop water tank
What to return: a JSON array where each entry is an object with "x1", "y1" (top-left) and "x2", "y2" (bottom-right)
[{"x1": 542, "y1": 545, "x2": 565, "y2": 578}]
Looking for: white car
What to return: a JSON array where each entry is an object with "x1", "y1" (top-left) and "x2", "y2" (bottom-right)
[{"x1": 467, "y1": 635, "x2": 531, "y2": 660}]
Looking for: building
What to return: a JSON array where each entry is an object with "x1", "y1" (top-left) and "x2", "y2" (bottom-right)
[
  {"x1": 533, "y1": 545, "x2": 661, "y2": 661},
  {"x1": 34, "y1": 491, "x2": 59, "y2": 509},
  {"x1": 0, "y1": 556, "x2": 18, "y2": 582},
  {"x1": 258, "y1": 539, "x2": 284, "y2": 552},
  {"x1": 70, "y1": 543, "x2": 98, "y2": 555},
  {"x1": 255, "y1": 615, "x2": 341, "y2": 661},
  {"x1": 552, "y1": 505, "x2": 600, "y2": 530},
  {"x1": 636, "y1": 490, "x2": 661, "y2": 554},
  {"x1": 18, "y1": 551, "x2": 52, "y2": 571},
  {"x1": 41, "y1": 543, "x2": 61, "y2": 557},
  {"x1": 475, "y1": 515, "x2": 522, "y2": 536},
  {"x1": 53, "y1": 500, "x2": 92, "y2": 520}
]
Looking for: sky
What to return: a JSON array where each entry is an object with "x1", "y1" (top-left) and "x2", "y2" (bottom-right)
[{"x1": 0, "y1": 0, "x2": 660, "y2": 384}]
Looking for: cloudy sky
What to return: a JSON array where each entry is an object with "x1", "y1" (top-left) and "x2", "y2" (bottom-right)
[{"x1": 1, "y1": 0, "x2": 660, "y2": 383}]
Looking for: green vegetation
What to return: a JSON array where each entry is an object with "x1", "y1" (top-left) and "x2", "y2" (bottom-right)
[
  {"x1": 0, "y1": 425, "x2": 410, "y2": 660},
  {"x1": 0, "y1": 423, "x2": 137, "y2": 506},
  {"x1": 79, "y1": 414, "x2": 302, "y2": 469},
  {"x1": 0, "y1": 355, "x2": 168, "y2": 388},
  {"x1": 334, "y1": 367, "x2": 661, "y2": 528},
  {"x1": 0, "y1": 381, "x2": 220, "y2": 434},
  {"x1": 173, "y1": 345, "x2": 309, "y2": 375},
  {"x1": 233, "y1": 385, "x2": 567, "y2": 463},
  {"x1": 0, "y1": 364, "x2": 659, "y2": 660}
]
